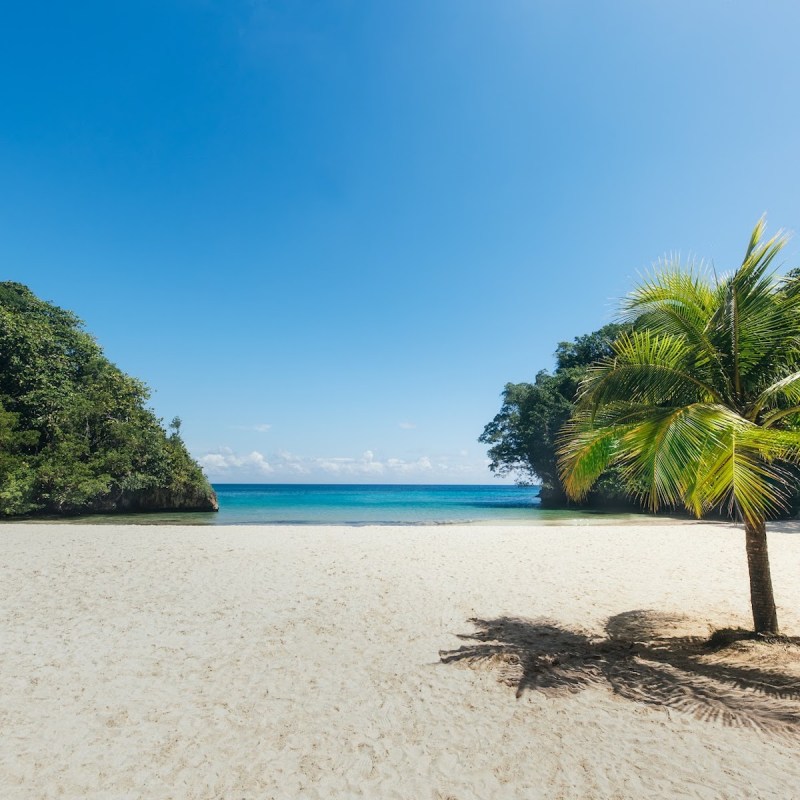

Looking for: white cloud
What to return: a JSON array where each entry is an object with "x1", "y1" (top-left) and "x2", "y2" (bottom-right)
[
  {"x1": 231, "y1": 423, "x2": 272, "y2": 433},
  {"x1": 198, "y1": 447, "x2": 497, "y2": 483},
  {"x1": 313, "y1": 450, "x2": 385, "y2": 476},
  {"x1": 199, "y1": 448, "x2": 273, "y2": 478},
  {"x1": 274, "y1": 451, "x2": 311, "y2": 474},
  {"x1": 308, "y1": 451, "x2": 437, "y2": 478},
  {"x1": 385, "y1": 456, "x2": 432, "y2": 474},
  {"x1": 198, "y1": 453, "x2": 230, "y2": 470},
  {"x1": 398, "y1": 421, "x2": 416, "y2": 430}
]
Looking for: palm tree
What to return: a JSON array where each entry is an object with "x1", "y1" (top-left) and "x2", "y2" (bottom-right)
[{"x1": 557, "y1": 219, "x2": 800, "y2": 635}]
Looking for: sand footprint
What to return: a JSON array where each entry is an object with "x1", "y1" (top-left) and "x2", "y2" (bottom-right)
[{"x1": 342, "y1": 742, "x2": 375, "y2": 784}]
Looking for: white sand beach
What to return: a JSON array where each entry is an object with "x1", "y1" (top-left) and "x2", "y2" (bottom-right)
[{"x1": 2, "y1": 520, "x2": 800, "y2": 799}]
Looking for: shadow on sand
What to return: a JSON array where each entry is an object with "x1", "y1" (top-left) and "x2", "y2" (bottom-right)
[
  {"x1": 770, "y1": 519, "x2": 800, "y2": 535},
  {"x1": 440, "y1": 610, "x2": 800, "y2": 734}
]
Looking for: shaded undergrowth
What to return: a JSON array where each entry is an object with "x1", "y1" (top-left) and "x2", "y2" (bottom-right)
[{"x1": 440, "y1": 610, "x2": 800, "y2": 734}]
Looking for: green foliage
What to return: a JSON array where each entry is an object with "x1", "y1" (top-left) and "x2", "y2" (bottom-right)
[
  {"x1": 0, "y1": 282, "x2": 216, "y2": 516},
  {"x1": 558, "y1": 219, "x2": 800, "y2": 525},
  {"x1": 556, "y1": 219, "x2": 800, "y2": 634},
  {"x1": 480, "y1": 324, "x2": 633, "y2": 506},
  {"x1": 0, "y1": 397, "x2": 38, "y2": 514}
]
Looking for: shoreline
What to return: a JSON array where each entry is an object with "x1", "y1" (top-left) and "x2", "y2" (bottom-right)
[
  {"x1": 2, "y1": 511, "x2": 701, "y2": 527},
  {"x1": 3, "y1": 521, "x2": 799, "y2": 798}
]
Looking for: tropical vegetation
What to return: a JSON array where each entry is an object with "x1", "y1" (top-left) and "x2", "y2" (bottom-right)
[
  {"x1": 557, "y1": 220, "x2": 800, "y2": 634},
  {"x1": 479, "y1": 324, "x2": 640, "y2": 509},
  {"x1": 0, "y1": 282, "x2": 216, "y2": 517}
]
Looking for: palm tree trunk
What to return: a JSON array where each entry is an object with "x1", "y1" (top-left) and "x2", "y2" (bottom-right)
[{"x1": 744, "y1": 518, "x2": 779, "y2": 635}]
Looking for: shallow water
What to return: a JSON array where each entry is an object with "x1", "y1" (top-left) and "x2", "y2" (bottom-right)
[{"x1": 23, "y1": 484, "x2": 653, "y2": 526}]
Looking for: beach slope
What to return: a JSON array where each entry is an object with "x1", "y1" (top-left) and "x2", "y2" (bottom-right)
[{"x1": 2, "y1": 521, "x2": 800, "y2": 799}]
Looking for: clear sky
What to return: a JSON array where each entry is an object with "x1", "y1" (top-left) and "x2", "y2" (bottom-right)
[{"x1": 3, "y1": 1, "x2": 800, "y2": 483}]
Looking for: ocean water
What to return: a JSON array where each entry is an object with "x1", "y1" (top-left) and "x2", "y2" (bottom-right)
[
  {"x1": 210, "y1": 483, "x2": 544, "y2": 525},
  {"x1": 33, "y1": 484, "x2": 644, "y2": 525}
]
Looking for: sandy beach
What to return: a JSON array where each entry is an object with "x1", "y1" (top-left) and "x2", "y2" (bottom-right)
[{"x1": 2, "y1": 520, "x2": 800, "y2": 799}]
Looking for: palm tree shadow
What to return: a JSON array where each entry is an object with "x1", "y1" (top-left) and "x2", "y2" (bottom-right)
[{"x1": 439, "y1": 611, "x2": 800, "y2": 734}]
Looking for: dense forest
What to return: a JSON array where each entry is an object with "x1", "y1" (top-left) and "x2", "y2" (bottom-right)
[{"x1": 0, "y1": 282, "x2": 217, "y2": 517}]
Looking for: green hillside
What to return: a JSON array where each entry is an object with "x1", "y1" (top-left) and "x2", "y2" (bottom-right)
[{"x1": 0, "y1": 282, "x2": 217, "y2": 517}]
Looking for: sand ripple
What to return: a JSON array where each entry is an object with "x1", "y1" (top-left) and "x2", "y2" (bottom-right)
[{"x1": 1, "y1": 521, "x2": 800, "y2": 798}]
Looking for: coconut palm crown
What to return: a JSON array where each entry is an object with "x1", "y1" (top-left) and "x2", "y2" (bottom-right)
[{"x1": 557, "y1": 219, "x2": 800, "y2": 634}]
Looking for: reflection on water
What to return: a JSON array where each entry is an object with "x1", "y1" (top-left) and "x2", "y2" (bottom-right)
[{"x1": 16, "y1": 511, "x2": 219, "y2": 526}]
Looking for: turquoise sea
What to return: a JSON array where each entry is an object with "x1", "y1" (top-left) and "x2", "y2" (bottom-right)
[
  {"x1": 209, "y1": 483, "x2": 544, "y2": 525},
  {"x1": 46, "y1": 483, "x2": 644, "y2": 525}
]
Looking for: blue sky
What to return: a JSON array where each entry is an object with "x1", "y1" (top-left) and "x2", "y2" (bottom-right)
[{"x1": 3, "y1": 1, "x2": 800, "y2": 483}]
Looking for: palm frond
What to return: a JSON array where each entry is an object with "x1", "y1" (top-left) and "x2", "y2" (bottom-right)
[
  {"x1": 622, "y1": 262, "x2": 718, "y2": 326},
  {"x1": 685, "y1": 413, "x2": 800, "y2": 523},
  {"x1": 690, "y1": 437, "x2": 785, "y2": 524},
  {"x1": 557, "y1": 412, "x2": 626, "y2": 501},
  {"x1": 749, "y1": 370, "x2": 800, "y2": 421},
  {"x1": 559, "y1": 219, "x2": 800, "y2": 528},
  {"x1": 708, "y1": 222, "x2": 792, "y2": 394},
  {"x1": 738, "y1": 216, "x2": 785, "y2": 286},
  {"x1": 579, "y1": 330, "x2": 723, "y2": 409},
  {"x1": 615, "y1": 404, "x2": 723, "y2": 512},
  {"x1": 620, "y1": 265, "x2": 728, "y2": 388}
]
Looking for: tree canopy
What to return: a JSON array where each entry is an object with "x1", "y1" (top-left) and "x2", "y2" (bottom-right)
[
  {"x1": 0, "y1": 282, "x2": 216, "y2": 516},
  {"x1": 479, "y1": 324, "x2": 636, "y2": 507},
  {"x1": 557, "y1": 220, "x2": 800, "y2": 633}
]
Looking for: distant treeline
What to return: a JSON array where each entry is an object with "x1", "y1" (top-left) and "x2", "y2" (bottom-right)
[{"x1": 0, "y1": 282, "x2": 217, "y2": 517}]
